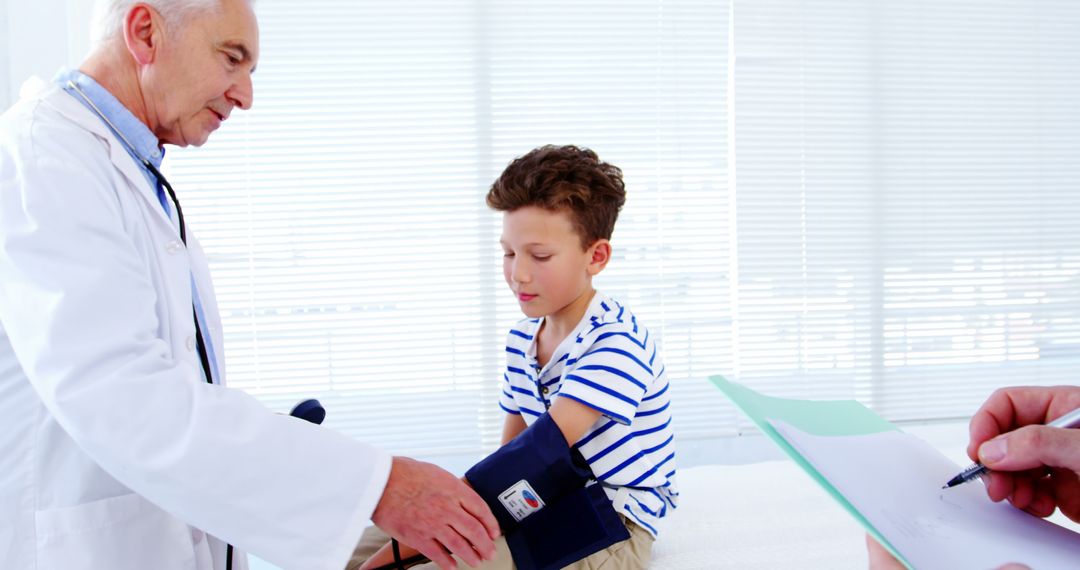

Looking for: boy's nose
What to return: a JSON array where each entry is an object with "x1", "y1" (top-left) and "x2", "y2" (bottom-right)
[{"x1": 511, "y1": 260, "x2": 530, "y2": 283}]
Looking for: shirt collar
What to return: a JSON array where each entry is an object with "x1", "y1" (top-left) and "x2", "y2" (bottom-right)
[
  {"x1": 55, "y1": 68, "x2": 164, "y2": 170},
  {"x1": 525, "y1": 291, "x2": 609, "y2": 363}
]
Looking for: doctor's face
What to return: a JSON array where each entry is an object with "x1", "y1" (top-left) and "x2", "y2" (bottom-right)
[{"x1": 147, "y1": 0, "x2": 259, "y2": 147}]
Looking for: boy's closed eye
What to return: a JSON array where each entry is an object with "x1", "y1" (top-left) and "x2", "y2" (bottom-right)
[{"x1": 502, "y1": 251, "x2": 552, "y2": 261}]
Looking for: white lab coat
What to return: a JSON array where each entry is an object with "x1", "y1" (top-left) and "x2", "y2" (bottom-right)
[{"x1": 0, "y1": 78, "x2": 391, "y2": 570}]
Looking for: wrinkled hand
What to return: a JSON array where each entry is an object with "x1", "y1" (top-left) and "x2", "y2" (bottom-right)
[
  {"x1": 967, "y1": 386, "x2": 1080, "y2": 522},
  {"x1": 371, "y1": 457, "x2": 500, "y2": 570}
]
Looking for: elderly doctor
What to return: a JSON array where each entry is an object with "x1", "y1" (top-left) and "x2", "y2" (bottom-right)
[{"x1": 0, "y1": 1, "x2": 499, "y2": 569}]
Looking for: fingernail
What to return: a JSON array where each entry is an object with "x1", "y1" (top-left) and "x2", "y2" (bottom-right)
[{"x1": 979, "y1": 437, "x2": 1007, "y2": 464}]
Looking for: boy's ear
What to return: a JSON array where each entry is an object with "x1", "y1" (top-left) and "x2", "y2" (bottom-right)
[{"x1": 586, "y1": 239, "x2": 612, "y2": 276}]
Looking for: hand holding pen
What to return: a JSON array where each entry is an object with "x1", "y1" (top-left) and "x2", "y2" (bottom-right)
[
  {"x1": 945, "y1": 405, "x2": 1080, "y2": 488},
  {"x1": 943, "y1": 386, "x2": 1080, "y2": 523}
]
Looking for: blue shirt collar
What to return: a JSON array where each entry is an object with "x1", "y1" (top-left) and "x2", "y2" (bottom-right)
[{"x1": 55, "y1": 68, "x2": 164, "y2": 170}]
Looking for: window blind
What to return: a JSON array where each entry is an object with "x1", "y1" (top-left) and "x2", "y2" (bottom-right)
[
  {"x1": 730, "y1": 0, "x2": 1080, "y2": 425},
  {"x1": 162, "y1": 0, "x2": 1080, "y2": 457},
  {"x1": 165, "y1": 0, "x2": 733, "y2": 455}
]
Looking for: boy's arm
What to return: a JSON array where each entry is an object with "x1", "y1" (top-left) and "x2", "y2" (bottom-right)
[
  {"x1": 500, "y1": 398, "x2": 603, "y2": 448},
  {"x1": 548, "y1": 397, "x2": 603, "y2": 446},
  {"x1": 500, "y1": 413, "x2": 528, "y2": 445}
]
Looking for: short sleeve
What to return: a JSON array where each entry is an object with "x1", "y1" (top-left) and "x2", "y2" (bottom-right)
[
  {"x1": 499, "y1": 371, "x2": 521, "y2": 414},
  {"x1": 499, "y1": 326, "x2": 531, "y2": 415},
  {"x1": 557, "y1": 324, "x2": 653, "y2": 425}
]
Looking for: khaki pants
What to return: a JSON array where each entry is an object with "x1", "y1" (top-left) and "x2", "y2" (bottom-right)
[{"x1": 346, "y1": 517, "x2": 653, "y2": 570}]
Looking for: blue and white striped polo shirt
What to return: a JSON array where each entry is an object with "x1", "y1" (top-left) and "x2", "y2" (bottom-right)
[{"x1": 498, "y1": 292, "x2": 677, "y2": 537}]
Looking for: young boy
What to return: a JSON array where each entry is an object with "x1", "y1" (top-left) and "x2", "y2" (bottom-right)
[{"x1": 351, "y1": 145, "x2": 676, "y2": 570}]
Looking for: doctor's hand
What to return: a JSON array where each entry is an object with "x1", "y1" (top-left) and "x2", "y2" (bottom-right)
[
  {"x1": 968, "y1": 385, "x2": 1080, "y2": 522},
  {"x1": 371, "y1": 456, "x2": 499, "y2": 570}
]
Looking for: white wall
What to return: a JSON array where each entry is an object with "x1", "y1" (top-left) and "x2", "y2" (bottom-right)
[
  {"x1": 0, "y1": 0, "x2": 9, "y2": 110},
  {"x1": 0, "y1": 0, "x2": 7, "y2": 110},
  {"x1": 2, "y1": 0, "x2": 94, "y2": 109}
]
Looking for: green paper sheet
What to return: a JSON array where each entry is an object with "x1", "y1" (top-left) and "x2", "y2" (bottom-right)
[{"x1": 709, "y1": 374, "x2": 910, "y2": 568}]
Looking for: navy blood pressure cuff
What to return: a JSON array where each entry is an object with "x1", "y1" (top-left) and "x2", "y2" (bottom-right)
[
  {"x1": 465, "y1": 414, "x2": 591, "y2": 530},
  {"x1": 508, "y1": 483, "x2": 630, "y2": 570},
  {"x1": 464, "y1": 414, "x2": 631, "y2": 570}
]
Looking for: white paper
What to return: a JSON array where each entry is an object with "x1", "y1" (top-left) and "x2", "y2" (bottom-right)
[{"x1": 769, "y1": 419, "x2": 1080, "y2": 569}]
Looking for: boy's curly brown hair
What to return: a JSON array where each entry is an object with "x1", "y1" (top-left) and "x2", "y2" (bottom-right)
[{"x1": 487, "y1": 145, "x2": 626, "y2": 249}]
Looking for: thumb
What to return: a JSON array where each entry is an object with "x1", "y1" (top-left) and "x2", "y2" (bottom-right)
[{"x1": 978, "y1": 425, "x2": 1080, "y2": 472}]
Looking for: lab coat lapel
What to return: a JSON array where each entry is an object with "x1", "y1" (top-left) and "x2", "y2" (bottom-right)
[
  {"x1": 36, "y1": 81, "x2": 181, "y2": 238},
  {"x1": 39, "y1": 80, "x2": 227, "y2": 385}
]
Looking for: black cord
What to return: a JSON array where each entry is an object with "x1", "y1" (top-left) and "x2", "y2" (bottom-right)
[
  {"x1": 147, "y1": 162, "x2": 187, "y2": 244},
  {"x1": 363, "y1": 539, "x2": 429, "y2": 570},
  {"x1": 192, "y1": 309, "x2": 214, "y2": 382}
]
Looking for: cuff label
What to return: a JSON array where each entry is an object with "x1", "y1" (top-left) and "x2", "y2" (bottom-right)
[{"x1": 498, "y1": 479, "x2": 546, "y2": 522}]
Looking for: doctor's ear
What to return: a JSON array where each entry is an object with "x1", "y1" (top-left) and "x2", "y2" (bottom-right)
[{"x1": 123, "y1": 5, "x2": 163, "y2": 65}]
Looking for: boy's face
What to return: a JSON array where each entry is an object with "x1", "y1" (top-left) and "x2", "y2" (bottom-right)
[{"x1": 500, "y1": 206, "x2": 606, "y2": 322}]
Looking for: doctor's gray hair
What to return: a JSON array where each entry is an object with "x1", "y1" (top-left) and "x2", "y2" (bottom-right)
[{"x1": 91, "y1": 0, "x2": 232, "y2": 45}]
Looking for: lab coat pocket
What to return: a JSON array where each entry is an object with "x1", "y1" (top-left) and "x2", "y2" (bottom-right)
[{"x1": 35, "y1": 492, "x2": 197, "y2": 570}]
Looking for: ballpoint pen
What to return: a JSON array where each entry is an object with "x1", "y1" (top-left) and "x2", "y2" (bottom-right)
[{"x1": 943, "y1": 406, "x2": 1080, "y2": 489}]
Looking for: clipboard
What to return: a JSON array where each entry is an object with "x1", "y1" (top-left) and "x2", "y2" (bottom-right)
[{"x1": 710, "y1": 375, "x2": 1080, "y2": 569}]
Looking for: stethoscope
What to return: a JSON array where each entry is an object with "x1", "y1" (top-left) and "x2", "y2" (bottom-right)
[
  {"x1": 64, "y1": 80, "x2": 328, "y2": 570},
  {"x1": 65, "y1": 81, "x2": 193, "y2": 243},
  {"x1": 64, "y1": 78, "x2": 239, "y2": 569},
  {"x1": 65, "y1": 79, "x2": 221, "y2": 419},
  {"x1": 64, "y1": 80, "x2": 328, "y2": 417}
]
